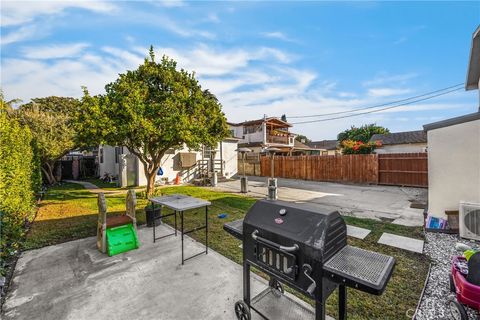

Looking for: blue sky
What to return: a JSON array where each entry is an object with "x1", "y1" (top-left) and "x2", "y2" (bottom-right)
[{"x1": 1, "y1": 1, "x2": 479, "y2": 139}]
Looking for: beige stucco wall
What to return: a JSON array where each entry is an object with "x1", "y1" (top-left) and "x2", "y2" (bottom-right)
[
  {"x1": 375, "y1": 143, "x2": 427, "y2": 154},
  {"x1": 427, "y1": 119, "x2": 480, "y2": 218}
]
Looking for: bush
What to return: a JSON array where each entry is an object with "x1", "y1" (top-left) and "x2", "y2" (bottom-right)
[
  {"x1": 341, "y1": 139, "x2": 381, "y2": 154},
  {"x1": 0, "y1": 106, "x2": 38, "y2": 275}
]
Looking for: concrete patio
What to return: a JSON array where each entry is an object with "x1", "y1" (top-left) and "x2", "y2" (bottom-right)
[
  {"x1": 214, "y1": 176, "x2": 426, "y2": 226},
  {"x1": 3, "y1": 224, "x2": 327, "y2": 320}
]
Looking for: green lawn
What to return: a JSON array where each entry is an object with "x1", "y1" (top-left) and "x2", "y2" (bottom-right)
[
  {"x1": 25, "y1": 182, "x2": 429, "y2": 320},
  {"x1": 82, "y1": 178, "x2": 120, "y2": 190}
]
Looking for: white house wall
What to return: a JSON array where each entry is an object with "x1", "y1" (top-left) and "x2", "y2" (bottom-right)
[
  {"x1": 427, "y1": 119, "x2": 480, "y2": 218},
  {"x1": 375, "y1": 143, "x2": 427, "y2": 154},
  {"x1": 98, "y1": 145, "x2": 118, "y2": 178},
  {"x1": 101, "y1": 141, "x2": 238, "y2": 187},
  {"x1": 221, "y1": 141, "x2": 238, "y2": 178}
]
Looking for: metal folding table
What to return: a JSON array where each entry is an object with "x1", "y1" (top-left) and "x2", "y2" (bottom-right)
[{"x1": 149, "y1": 194, "x2": 211, "y2": 265}]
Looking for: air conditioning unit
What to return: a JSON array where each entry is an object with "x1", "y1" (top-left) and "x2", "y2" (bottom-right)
[{"x1": 459, "y1": 202, "x2": 480, "y2": 241}]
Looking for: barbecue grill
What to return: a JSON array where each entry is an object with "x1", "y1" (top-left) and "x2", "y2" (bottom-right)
[{"x1": 224, "y1": 199, "x2": 396, "y2": 320}]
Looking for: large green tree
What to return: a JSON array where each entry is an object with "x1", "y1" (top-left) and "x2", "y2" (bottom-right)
[
  {"x1": 295, "y1": 134, "x2": 311, "y2": 143},
  {"x1": 17, "y1": 97, "x2": 80, "y2": 184},
  {"x1": 77, "y1": 48, "x2": 229, "y2": 197},
  {"x1": 337, "y1": 123, "x2": 389, "y2": 143}
]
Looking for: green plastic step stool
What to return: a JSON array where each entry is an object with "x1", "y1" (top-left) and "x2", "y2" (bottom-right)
[{"x1": 106, "y1": 223, "x2": 139, "y2": 256}]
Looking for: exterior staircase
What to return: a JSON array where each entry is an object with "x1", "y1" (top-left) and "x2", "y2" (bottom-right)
[{"x1": 180, "y1": 159, "x2": 227, "y2": 186}]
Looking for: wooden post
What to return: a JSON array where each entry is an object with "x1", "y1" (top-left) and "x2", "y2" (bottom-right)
[
  {"x1": 96, "y1": 193, "x2": 107, "y2": 253},
  {"x1": 126, "y1": 189, "x2": 137, "y2": 231}
]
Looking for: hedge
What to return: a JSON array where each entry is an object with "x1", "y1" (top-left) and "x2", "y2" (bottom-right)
[{"x1": 0, "y1": 106, "x2": 41, "y2": 275}]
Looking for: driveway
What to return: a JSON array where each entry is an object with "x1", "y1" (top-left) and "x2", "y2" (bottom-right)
[
  {"x1": 214, "y1": 176, "x2": 427, "y2": 226},
  {"x1": 3, "y1": 224, "x2": 327, "y2": 320}
]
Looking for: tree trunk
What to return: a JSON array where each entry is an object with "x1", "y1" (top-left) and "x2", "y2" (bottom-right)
[
  {"x1": 144, "y1": 162, "x2": 160, "y2": 199},
  {"x1": 145, "y1": 170, "x2": 157, "y2": 198},
  {"x1": 42, "y1": 162, "x2": 57, "y2": 185}
]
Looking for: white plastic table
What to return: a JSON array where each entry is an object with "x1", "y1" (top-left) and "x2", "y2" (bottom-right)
[{"x1": 149, "y1": 194, "x2": 211, "y2": 264}]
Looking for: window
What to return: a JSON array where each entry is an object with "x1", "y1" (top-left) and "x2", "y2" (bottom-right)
[
  {"x1": 203, "y1": 146, "x2": 213, "y2": 159},
  {"x1": 115, "y1": 146, "x2": 121, "y2": 163},
  {"x1": 243, "y1": 125, "x2": 261, "y2": 134},
  {"x1": 229, "y1": 129, "x2": 235, "y2": 137},
  {"x1": 99, "y1": 148, "x2": 104, "y2": 163}
]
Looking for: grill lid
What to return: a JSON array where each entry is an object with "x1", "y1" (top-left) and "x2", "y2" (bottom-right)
[{"x1": 243, "y1": 200, "x2": 347, "y2": 262}]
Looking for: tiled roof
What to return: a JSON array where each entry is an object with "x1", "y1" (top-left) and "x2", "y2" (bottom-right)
[
  {"x1": 369, "y1": 130, "x2": 427, "y2": 145},
  {"x1": 293, "y1": 140, "x2": 316, "y2": 150},
  {"x1": 307, "y1": 140, "x2": 338, "y2": 150}
]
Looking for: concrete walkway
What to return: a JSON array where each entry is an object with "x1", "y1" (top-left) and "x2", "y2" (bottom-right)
[
  {"x1": 214, "y1": 177, "x2": 426, "y2": 226},
  {"x1": 378, "y1": 233, "x2": 424, "y2": 253},
  {"x1": 63, "y1": 180, "x2": 128, "y2": 195},
  {"x1": 3, "y1": 225, "x2": 330, "y2": 320}
]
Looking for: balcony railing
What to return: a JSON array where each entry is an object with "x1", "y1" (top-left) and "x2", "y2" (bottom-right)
[{"x1": 267, "y1": 135, "x2": 290, "y2": 145}]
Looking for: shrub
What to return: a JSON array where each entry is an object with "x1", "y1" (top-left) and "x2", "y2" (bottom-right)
[
  {"x1": 0, "y1": 105, "x2": 38, "y2": 275},
  {"x1": 341, "y1": 139, "x2": 381, "y2": 154}
]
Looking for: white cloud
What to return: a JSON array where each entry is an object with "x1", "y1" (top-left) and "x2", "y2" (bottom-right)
[
  {"x1": 368, "y1": 88, "x2": 412, "y2": 97},
  {"x1": 1, "y1": 25, "x2": 38, "y2": 45},
  {"x1": 21, "y1": 43, "x2": 90, "y2": 59},
  {"x1": 1, "y1": 1, "x2": 116, "y2": 27},
  {"x1": 261, "y1": 31, "x2": 296, "y2": 43},
  {"x1": 206, "y1": 13, "x2": 220, "y2": 23},
  {"x1": 363, "y1": 73, "x2": 418, "y2": 87},
  {"x1": 132, "y1": 44, "x2": 293, "y2": 77},
  {"x1": 155, "y1": 0, "x2": 187, "y2": 8},
  {"x1": 2, "y1": 41, "x2": 472, "y2": 141},
  {"x1": 393, "y1": 36, "x2": 407, "y2": 45}
]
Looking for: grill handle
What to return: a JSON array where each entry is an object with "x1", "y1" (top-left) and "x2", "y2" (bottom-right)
[
  {"x1": 251, "y1": 230, "x2": 299, "y2": 253},
  {"x1": 303, "y1": 264, "x2": 316, "y2": 295}
]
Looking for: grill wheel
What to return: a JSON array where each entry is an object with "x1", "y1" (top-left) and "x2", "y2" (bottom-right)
[
  {"x1": 269, "y1": 278, "x2": 284, "y2": 296},
  {"x1": 234, "y1": 300, "x2": 251, "y2": 320}
]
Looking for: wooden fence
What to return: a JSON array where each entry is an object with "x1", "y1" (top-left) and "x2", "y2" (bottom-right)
[
  {"x1": 378, "y1": 153, "x2": 428, "y2": 187},
  {"x1": 258, "y1": 153, "x2": 428, "y2": 187}
]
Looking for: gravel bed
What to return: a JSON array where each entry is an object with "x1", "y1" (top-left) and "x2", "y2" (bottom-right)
[{"x1": 416, "y1": 232, "x2": 479, "y2": 320}]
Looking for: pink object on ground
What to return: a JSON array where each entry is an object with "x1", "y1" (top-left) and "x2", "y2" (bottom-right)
[{"x1": 451, "y1": 256, "x2": 480, "y2": 310}]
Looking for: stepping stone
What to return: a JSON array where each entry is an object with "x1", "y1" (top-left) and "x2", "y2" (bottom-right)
[
  {"x1": 346, "y1": 225, "x2": 371, "y2": 240},
  {"x1": 378, "y1": 233, "x2": 424, "y2": 253}
]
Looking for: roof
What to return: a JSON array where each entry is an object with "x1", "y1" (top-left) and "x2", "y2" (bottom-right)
[
  {"x1": 293, "y1": 140, "x2": 317, "y2": 150},
  {"x1": 307, "y1": 140, "x2": 338, "y2": 150},
  {"x1": 466, "y1": 25, "x2": 480, "y2": 90},
  {"x1": 423, "y1": 112, "x2": 480, "y2": 131},
  {"x1": 369, "y1": 130, "x2": 427, "y2": 145},
  {"x1": 223, "y1": 137, "x2": 241, "y2": 142},
  {"x1": 228, "y1": 117, "x2": 292, "y2": 128}
]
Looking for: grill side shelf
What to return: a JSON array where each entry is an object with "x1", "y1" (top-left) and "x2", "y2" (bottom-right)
[
  {"x1": 323, "y1": 245, "x2": 395, "y2": 295},
  {"x1": 223, "y1": 219, "x2": 244, "y2": 240}
]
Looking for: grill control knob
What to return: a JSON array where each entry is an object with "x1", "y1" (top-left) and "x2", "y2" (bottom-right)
[{"x1": 279, "y1": 208, "x2": 287, "y2": 216}]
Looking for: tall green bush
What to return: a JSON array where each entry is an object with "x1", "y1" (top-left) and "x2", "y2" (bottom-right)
[{"x1": 0, "y1": 100, "x2": 38, "y2": 274}]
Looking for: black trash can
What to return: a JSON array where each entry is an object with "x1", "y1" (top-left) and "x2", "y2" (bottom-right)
[{"x1": 145, "y1": 206, "x2": 162, "y2": 227}]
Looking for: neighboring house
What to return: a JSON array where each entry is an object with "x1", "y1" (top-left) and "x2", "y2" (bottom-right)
[
  {"x1": 307, "y1": 140, "x2": 340, "y2": 155},
  {"x1": 369, "y1": 130, "x2": 427, "y2": 154},
  {"x1": 98, "y1": 138, "x2": 239, "y2": 187},
  {"x1": 59, "y1": 148, "x2": 98, "y2": 180},
  {"x1": 423, "y1": 26, "x2": 480, "y2": 218},
  {"x1": 229, "y1": 116, "x2": 317, "y2": 155}
]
